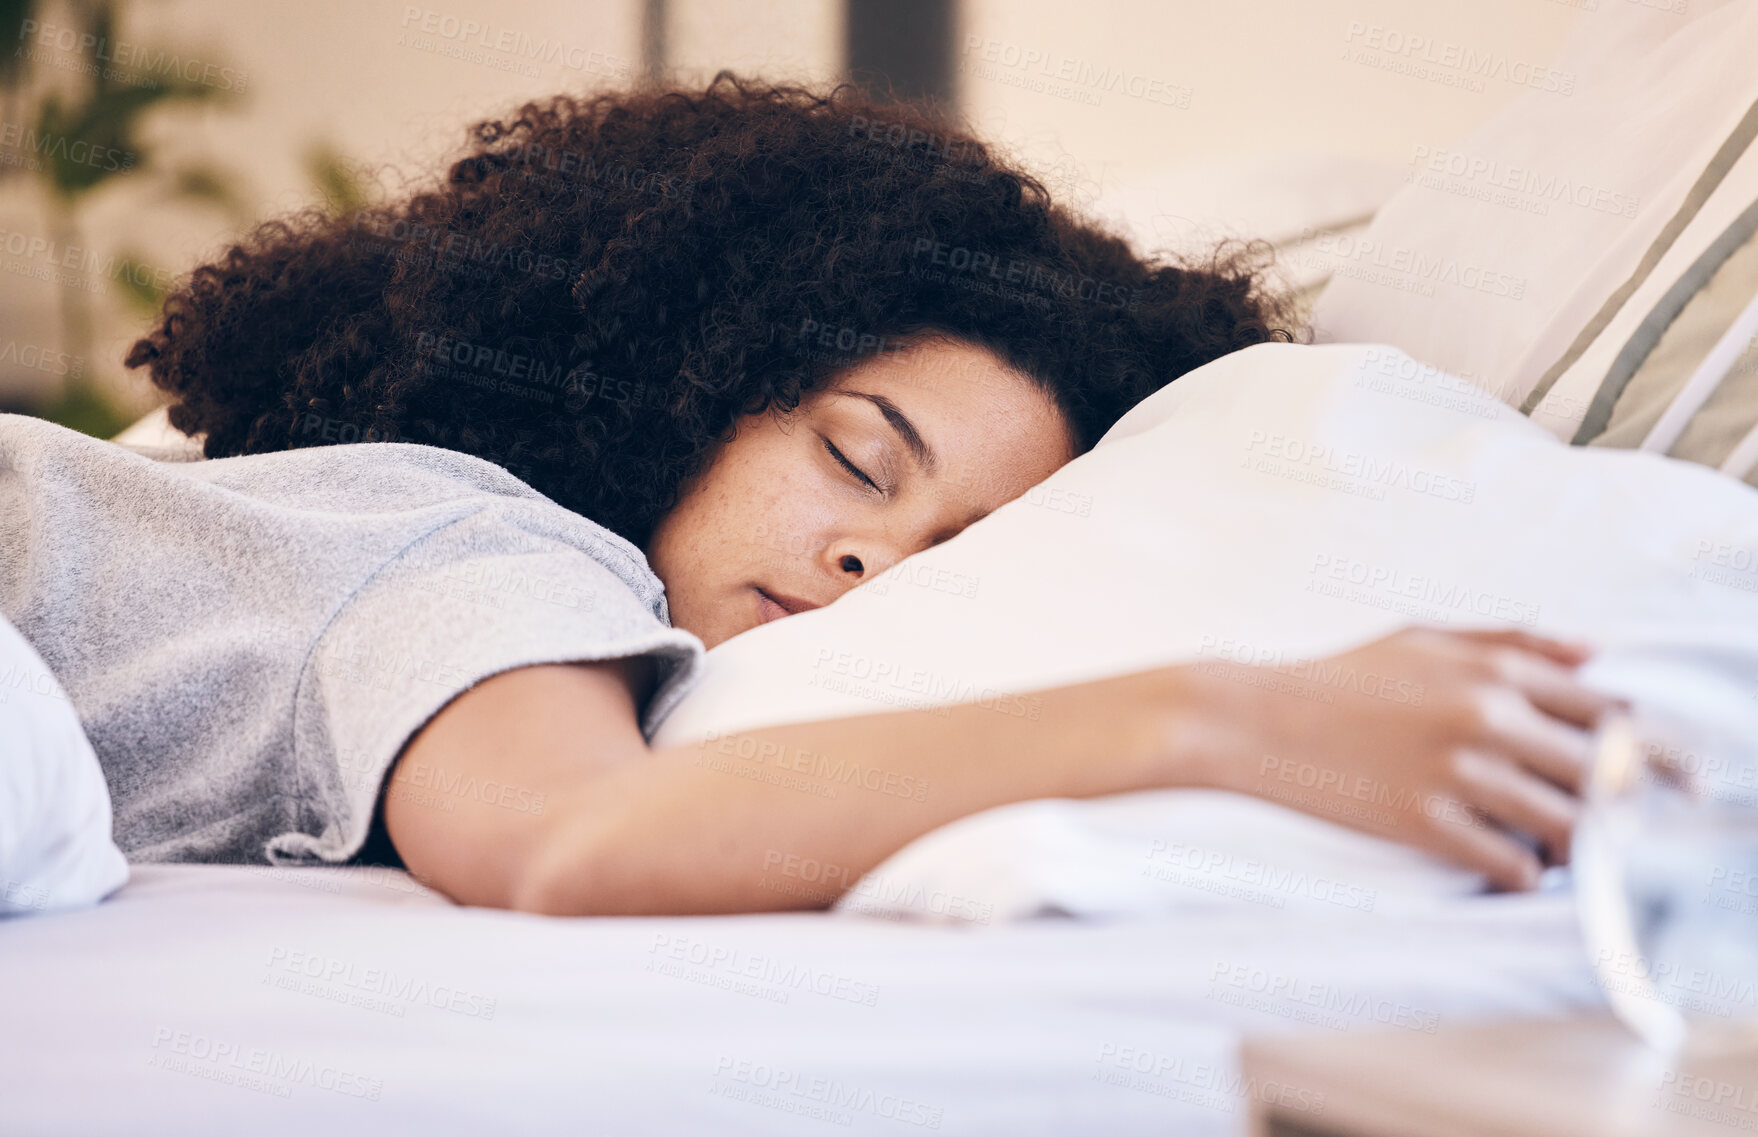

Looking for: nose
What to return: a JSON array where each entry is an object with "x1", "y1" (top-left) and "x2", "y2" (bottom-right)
[
  {"x1": 827, "y1": 520, "x2": 961, "y2": 588},
  {"x1": 826, "y1": 542, "x2": 899, "y2": 586}
]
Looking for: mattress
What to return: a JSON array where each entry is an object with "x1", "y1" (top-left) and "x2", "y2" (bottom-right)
[{"x1": 0, "y1": 863, "x2": 1602, "y2": 1136}]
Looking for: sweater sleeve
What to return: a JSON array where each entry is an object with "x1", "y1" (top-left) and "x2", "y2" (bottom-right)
[{"x1": 267, "y1": 506, "x2": 704, "y2": 866}]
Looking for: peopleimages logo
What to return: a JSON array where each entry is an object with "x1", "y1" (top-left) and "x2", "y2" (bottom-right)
[
  {"x1": 1297, "y1": 229, "x2": 1527, "y2": 300},
  {"x1": 1195, "y1": 634, "x2": 1425, "y2": 705},
  {"x1": 263, "y1": 946, "x2": 498, "y2": 1019},
  {"x1": 696, "y1": 729, "x2": 932, "y2": 803},
  {"x1": 397, "y1": 6, "x2": 631, "y2": 77},
  {"x1": 847, "y1": 115, "x2": 980, "y2": 163},
  {"x1": 1093, "y1": 1041, "x2": 1328, "y2": 1116},
  {"x1": 810, "y1": 648, "x2": 1043, "y2": 720},
  {"x1": 148, "y1": 1028, "x2": 382, "y2": 1100},
  {"x1": 414, "y1": 332, "x2": 575, "y2": 389},
  {"x1": 16, "y1": 19, "x2": 248, "y2": 91},
  {"x1": 960, "y1": 36, "x2": 1193, "y2": 108},
  {"x1": 496, "y1": 141, "x2": 690, "y2": 199},
  {"x1": 346, "y1": 216, "x2": 582, "y2": 282},
  {"x1": 0, "y1": 122, "x2": 135, "y2": 173},
  {"x1": 909, "y1": 237, "x2": 1139, "y2": 312},
  {"x1": 0, "y1": 335, "x2": 81, "y2": 378},
  {"x1": 647, "y1": 931, "x2": 882, "y2": 1007},
  {"x1": 1306, "y1": 553, "x2": 1542, "y2": 626},
  {"x1": 1208, "y1": 963, "x2": 1442, "y2": 1033},
  {"x1": 711, "y1": 1056, "x2": 945, "y2": 1129},
  {"x1": 0, "y1": 225, "x2": 178, "y2": 293},
  {"x1": 1342, "y1": 21, "x2": 1576, "y2": 95},
  {"x1": 1407, "y1": 144, "x2": 1639, "y2": 219},
  {"x1": 1243, "y1": 429, "x2": 1479, "y2": 504},
  {"x1": 1143, "y1": 839, "x2": 1379, "y2": 912}
]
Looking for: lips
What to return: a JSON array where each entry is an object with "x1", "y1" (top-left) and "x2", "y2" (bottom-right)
[{"x1": 754, "y1": 587, "x2": 821, "y2": 624}]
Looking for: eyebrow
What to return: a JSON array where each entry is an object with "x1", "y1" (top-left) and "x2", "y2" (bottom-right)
[{"x1": 838, "y1": 390, "x2": 938, "y2": 475}]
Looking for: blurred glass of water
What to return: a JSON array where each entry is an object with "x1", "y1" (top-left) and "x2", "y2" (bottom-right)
[{"x1": 1576, "y1": 707, "x2": 1758, "y2": 1055}]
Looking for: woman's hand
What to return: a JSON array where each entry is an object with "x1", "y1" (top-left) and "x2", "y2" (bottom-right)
[{"x1": 1187, "y1": 627, "x2": 1619, "y2": 890}]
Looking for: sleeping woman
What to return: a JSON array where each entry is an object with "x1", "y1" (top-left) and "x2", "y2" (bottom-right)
[{"x1": 0, "y1": 75, "x2": 1614, "y2": 915}]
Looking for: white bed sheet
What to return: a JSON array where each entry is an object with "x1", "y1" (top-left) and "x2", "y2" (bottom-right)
[{"x1": 0, "y1": 863, "x2": 1601, "y2": 1136}]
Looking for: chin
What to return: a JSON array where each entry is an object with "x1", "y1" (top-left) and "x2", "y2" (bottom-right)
[
  {"x1": 666, "y1": 591, "x2": 762, "y2": 651},
  {"x1": 690, "y1": 613, "x2": 744, "y2": 652}
]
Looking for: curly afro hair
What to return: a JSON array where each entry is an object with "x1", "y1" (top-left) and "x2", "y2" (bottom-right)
[{"x1": 126, "y1": 73, "x2": 1296, "y2": 549}]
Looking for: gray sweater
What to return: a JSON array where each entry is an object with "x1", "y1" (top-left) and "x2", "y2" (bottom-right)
[{"x1": 0, "y1": 414, "x2": 704, "y2": 866}]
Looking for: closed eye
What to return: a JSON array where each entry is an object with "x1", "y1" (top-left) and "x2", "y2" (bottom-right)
[{"x1": 823, "y1": 438, "x2": 881, "y2": 493}]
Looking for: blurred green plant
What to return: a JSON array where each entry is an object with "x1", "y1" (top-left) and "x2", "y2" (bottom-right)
[
  {"x1": 0, "y1": 0, "x2": 33, "y2": 126},
  {"x1": 3, "y1": 0, "x2": 245, "y2": 436},
  {"x1": 304, "y1": 139, "x2": 373, "y2": 216},
  {"x1": 3, "y1": 2, "x2": 369, "y2": 437},
  {"x1": 107, "y1": 144, "x2": 370, "y2": 334}
]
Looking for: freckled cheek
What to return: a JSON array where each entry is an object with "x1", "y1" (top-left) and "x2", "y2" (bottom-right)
[
  {"x1": 754, "y1": 489, "x2": 828, "y2": 569},
  {"x1": 693, "y1": 438, "x2": 794, "y2": 571},
  {"x1": 734, "y1": 440, "x2": 845, "y2": 567}
]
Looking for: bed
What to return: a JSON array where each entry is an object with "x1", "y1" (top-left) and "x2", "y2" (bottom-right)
[{"x1": 0, "y1": 863, "x2": 1598, "y2": 1136}]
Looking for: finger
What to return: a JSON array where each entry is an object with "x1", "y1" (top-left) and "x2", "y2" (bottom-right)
[
  {"x1": 1412, "y1": 795, "x2": 1544, "y2": 891},
  {"x1": 1451, "y1": 627, "x2": 1595, "y2": 667},
  {"x1": 1518, "y1": 667, "x2": 1610, "y2": 731},
  {"x1": 1481, "y1": 688, "x2": 1597, "y2": 793},
  {"x1": 1508, "y1": 656, "x2": 1621, "y2": 731},
  {"x1": 1450, "y1": 750, "x2": 1580, "y2": 867}
]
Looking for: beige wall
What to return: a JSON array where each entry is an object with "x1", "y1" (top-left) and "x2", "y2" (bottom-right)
[
  {"x1": 665, "y1": 0, "x2": 842, "y2": 86},
  {"x1": 959, "y1": 0, "x2": 1585, "y2": 205},
  {"x1": 0, "y1": 0, "x2": 1582, "y2": 412}
]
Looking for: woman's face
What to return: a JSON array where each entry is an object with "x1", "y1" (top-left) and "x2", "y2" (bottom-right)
[{"x1": 646, "y1": 337, "x2": 1077, "y2": 650}]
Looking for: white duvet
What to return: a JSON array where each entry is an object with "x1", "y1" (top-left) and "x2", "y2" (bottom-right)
[
  {"x1": 652, "y1": 342, "x2": 1758, "y2": 920},
  {"x1": 0, "y1": 614, "x2": 128, "y2": 915}
]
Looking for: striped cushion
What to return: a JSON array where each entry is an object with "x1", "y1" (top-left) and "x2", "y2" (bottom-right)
[{"x1": 1585, "y1": 217, "x2": 1758, "y2": 486}]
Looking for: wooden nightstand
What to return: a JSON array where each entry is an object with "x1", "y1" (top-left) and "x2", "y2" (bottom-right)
[{"x1": 1243, "y1": 1016, "x2": 1758, "y2": 1137}]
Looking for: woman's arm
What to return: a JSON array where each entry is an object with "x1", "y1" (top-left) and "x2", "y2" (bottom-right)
[
  {"x1": 382, "y1": 626, "x2": 1615, "y2": 916},
  {"x1": 382, "y1": 654, "x2": 1201, "y2": 914}
]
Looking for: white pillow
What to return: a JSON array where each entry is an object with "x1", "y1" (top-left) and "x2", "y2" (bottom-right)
[
  {"x1": 1309, "y1": 0, "x2": 1758, "y2": 424},
  {"x1": 0, "y1": 615, "x2": 129, "y2": 915},
  {"x1": 111, "y1": 405, "x2": 204, "y2": 459},
  {"x1": 651, "y1": 342, "x2": 1758, "y2": 920}
]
